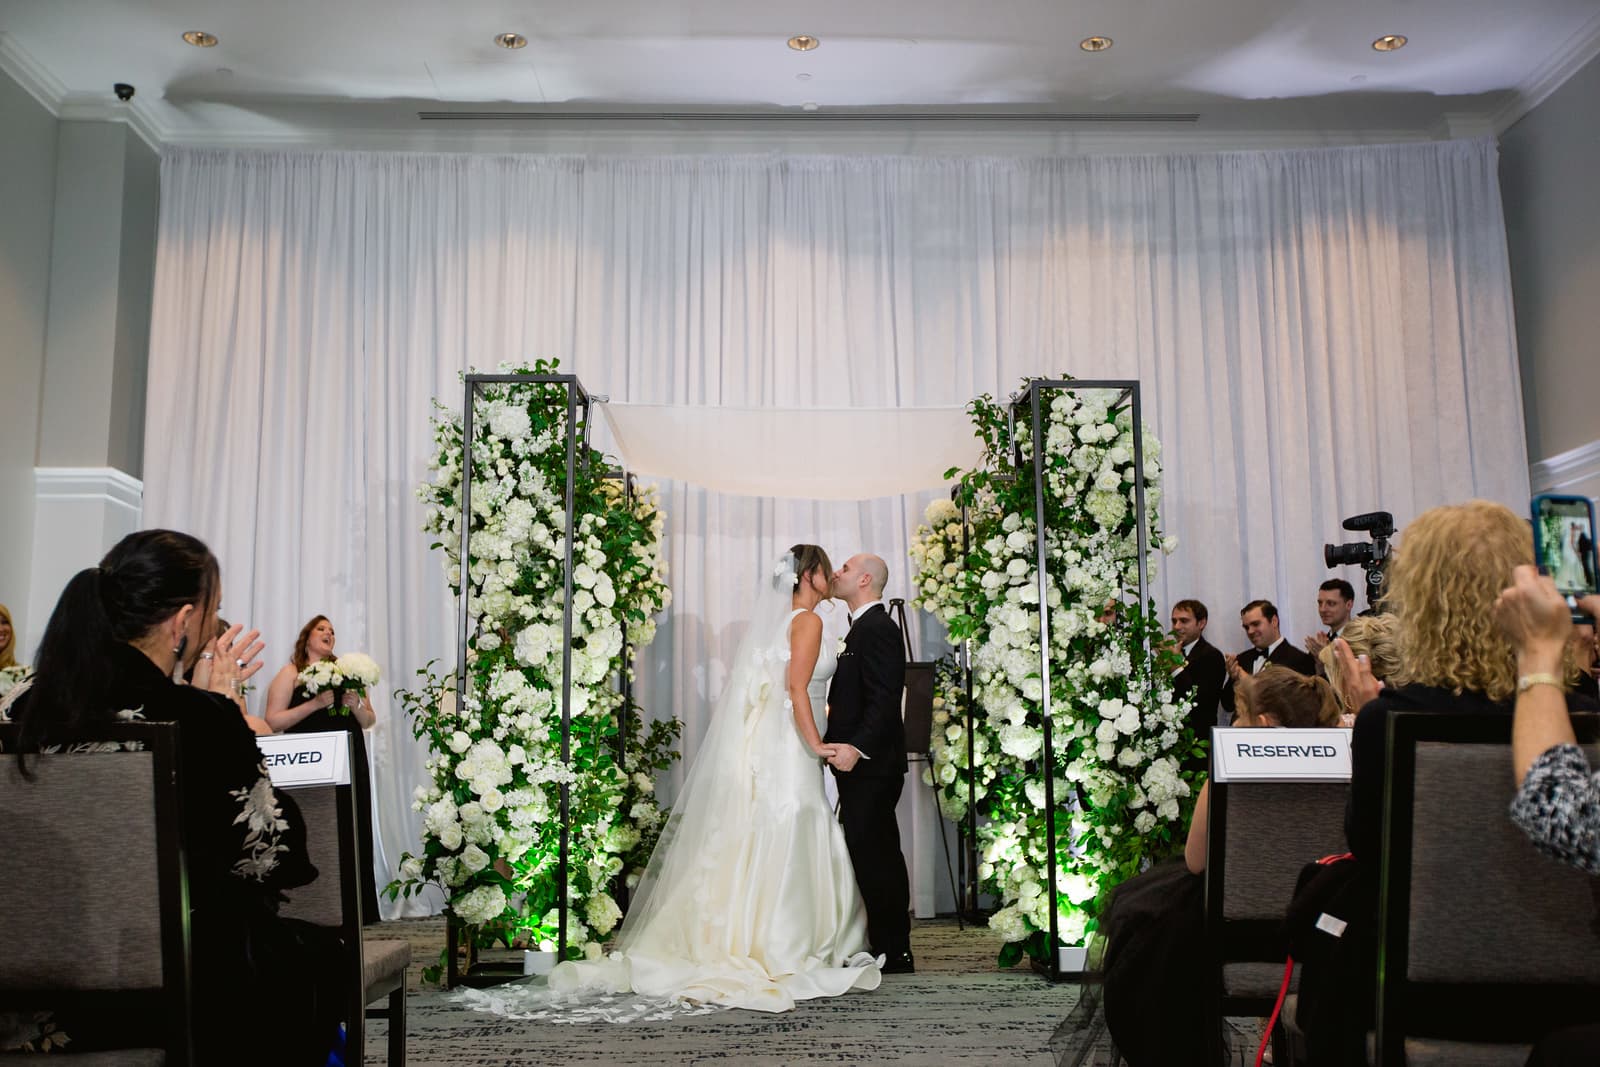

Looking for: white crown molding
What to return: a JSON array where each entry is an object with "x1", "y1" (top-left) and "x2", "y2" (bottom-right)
[
  {"x1": 156, "y1": 121, "x2": 1449, "y2": 155},
  {"x1": 0, "y1": 34, "x2": 165, "y2": 152},
  {"x1": 55, "y1": 93, "x2": 168, "y2": 154},
  {"x1": 1492, "y1": 7, "x2": 1600, "y2": 133},
  {"x1": 1530, "y1": 439, "x2": 1600, "y2": 496},
  {"x1": 0, "y1": 31, "x2": 66, "y2": 113},
  {"x1": 34, "y1": 467, "x2": 144, "y2": 512}
]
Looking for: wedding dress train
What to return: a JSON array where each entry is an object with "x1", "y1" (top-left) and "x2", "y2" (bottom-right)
[{"x1": 461, "y1": 600, "x2": 880, "y2": 1021}]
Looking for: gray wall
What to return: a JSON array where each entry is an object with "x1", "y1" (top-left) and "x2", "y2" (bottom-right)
[
  {"x1": 0, "y1": 69, "x2": 57, "y2": 644},
  {"x1": 36, "y1": 121, "x2": 157, "y2": 477},
  {"x1": 1501, "y1": 53, "x2": 1600, "y2": 464}
]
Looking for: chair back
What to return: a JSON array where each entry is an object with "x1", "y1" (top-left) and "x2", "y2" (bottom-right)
[
  {"x1": 1204, "y1": 775, "x2": 1350, "y2": 1009},
  {"x1": 275, "y1": 737, "x2": 369, "y2": 1063},
  {"x1": 1376, "y1": 712, "x2": 1600, "y2": 1063},
  {"x1": 0, "y1": 722, "x2": 192, "y2": 1063}
]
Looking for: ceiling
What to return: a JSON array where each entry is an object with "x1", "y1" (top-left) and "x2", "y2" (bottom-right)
[{"x1": 2, "y1": 0, "x2": 1599, "y2": 150}]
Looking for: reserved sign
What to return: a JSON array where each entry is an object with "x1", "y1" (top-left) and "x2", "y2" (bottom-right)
[
  {"x1": 1211, "y1": 727, "x2": 1352, "y2": 782},
  {"x1": 257, "y1": 731, "x2": 351, "y2": 788}
]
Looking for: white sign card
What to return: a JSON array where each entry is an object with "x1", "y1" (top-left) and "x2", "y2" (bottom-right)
[
  {"x1": 1210, "y1": 727, "x2": 1352, "y2": 782},
  {"x1": 257, "y1": 730, "x2": 351, "y2": 788}
]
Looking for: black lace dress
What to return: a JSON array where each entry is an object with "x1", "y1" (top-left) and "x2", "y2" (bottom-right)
[
  {"x1": 287, "y1": 682, "x2": 381, "y2": 923},
  {"x1": 1, "y1": 644, "x2": 343, "y2": 1063}
]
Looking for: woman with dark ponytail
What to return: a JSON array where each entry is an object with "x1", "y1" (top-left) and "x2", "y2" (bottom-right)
[{"x1": 3, "y1": 530, "x2": 341, "y2": 1064}]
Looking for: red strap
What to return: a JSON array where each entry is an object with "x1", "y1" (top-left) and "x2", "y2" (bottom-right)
[
  {"x1": 1257, "y1": 954, "x2": 1296, "y2": 1067},
  {"x1": 1252, "y1": 852, "x2": 1350, "y2": 1064}
]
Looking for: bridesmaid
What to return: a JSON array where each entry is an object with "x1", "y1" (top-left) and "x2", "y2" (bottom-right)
[
  {"x1": 265, "y1": 614, "x2": 382, "y2": 923},
  {"x1": 0, "y1": 602, "x2": 17, "y2": 669}
]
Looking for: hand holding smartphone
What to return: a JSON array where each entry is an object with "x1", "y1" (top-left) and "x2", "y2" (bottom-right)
[{"x1": 1532, "y1": 493, "x2": 1599, "y2": 622}]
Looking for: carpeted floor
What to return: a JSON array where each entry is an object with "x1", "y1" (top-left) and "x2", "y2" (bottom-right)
[
  {"x1": 358, "y1": 917, "x2": 1267, "y2": 1065},
  {"x1": 360, "y1": 917, "x2": 1080, "y2": 1065}
]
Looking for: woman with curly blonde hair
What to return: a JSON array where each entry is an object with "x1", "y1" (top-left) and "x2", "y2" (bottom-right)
[
  {"x1": 1308, "y1": 501, "x2": 1599, "y2": 1063},
  {"x1": 1318, "y1": 613, "x2": 1400, "y2": 724}
]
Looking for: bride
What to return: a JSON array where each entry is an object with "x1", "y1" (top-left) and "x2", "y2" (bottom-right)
[{"x1": 463, "y1": 544, "x2": 882, "y2": 1018}]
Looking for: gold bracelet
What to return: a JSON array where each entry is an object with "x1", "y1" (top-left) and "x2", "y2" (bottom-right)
[{"x1": 1517, "y1": 672, "x2": 1565, "y2": 694}]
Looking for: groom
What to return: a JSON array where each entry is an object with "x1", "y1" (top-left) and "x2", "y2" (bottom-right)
[{"x1": 826, "y1": 553, "x2": 913, "y2": 974}]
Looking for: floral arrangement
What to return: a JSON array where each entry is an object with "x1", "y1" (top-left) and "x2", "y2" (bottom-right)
[
  {"x1": 909, "y1": 380, "x2": 1202, "y2": 966},
  {"x1": 390, "y1": 359, "x2": 679, "y2": 961},
  {"x1": 297, "y1": 653, "x2": 381, "y2": 714}
]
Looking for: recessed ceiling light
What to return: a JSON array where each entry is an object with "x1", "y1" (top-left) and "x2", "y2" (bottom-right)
[
  {"x1": 181, "y1": 30, "x2": 219, "y2": 48},
  {"x1": 787, "y1": 34, "x2": 820, "y2": 52},
  {"x1": 1372, "y1": 34, "x2": 1407, "y2": 52},
  {"x1": 1079, "y1": 36, "x2": 1114, "y2": 53},
  {"x1": 495, "y1": 32, "x2": 528, "y2": 49}
]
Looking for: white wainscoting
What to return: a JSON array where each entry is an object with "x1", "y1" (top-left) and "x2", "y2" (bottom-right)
[
  {"x1": 1531, "y1": 438, "x2": 1600, "y2": 501},
  {"x1": 24, "y1": 467, "x2": 143, "y2": 654}
]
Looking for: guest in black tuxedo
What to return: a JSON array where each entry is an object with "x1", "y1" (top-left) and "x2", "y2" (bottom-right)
[
  {"x1": 1304, "y1": 578, "x2": 1356, "y2": 668},
  {"x1": 1169, "y1": 599, "x2": 1225, "y2": 775},
  {"x1": 825, "y1": 553, "x2": 912, "y2": 973},
  {"x1": 1219, "y1": 598, "x2": 1316, "y2": 721}
]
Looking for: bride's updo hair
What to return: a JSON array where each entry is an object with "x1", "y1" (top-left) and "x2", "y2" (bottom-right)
[{"x1": 788, "y1": 544, "x2": 833, "y2": 590}]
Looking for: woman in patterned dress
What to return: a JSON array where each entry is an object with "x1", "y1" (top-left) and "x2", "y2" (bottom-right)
[{"x1": 2, "y1": 530, "x2": 342, "y2": 1063}]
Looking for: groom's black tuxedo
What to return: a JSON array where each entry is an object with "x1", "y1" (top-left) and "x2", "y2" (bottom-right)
[
  {"x1": 826, "y1": 602, "x2": 912, "y2": 961},
  {"x1": 825, "y1": 603, "x2": 907, "y2": 775}
]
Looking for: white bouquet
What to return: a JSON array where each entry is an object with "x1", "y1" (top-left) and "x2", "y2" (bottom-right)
[{"x1": 297, "y1": 653, "x2": 381, "y2": 716}]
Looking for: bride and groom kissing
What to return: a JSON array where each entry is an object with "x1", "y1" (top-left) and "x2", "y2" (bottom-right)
[{"x1": 470, "y1": 543, "x2": 912, "y2": 1019}]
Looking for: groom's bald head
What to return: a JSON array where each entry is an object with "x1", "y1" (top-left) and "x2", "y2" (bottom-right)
[
  {"x1": 833, "y1": 553, "x2": 889, "y2": 609},
  {"x1": 859, "y1": 554, "x2": 889, "y2": 596}
]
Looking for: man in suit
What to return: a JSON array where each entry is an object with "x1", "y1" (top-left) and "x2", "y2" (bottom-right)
[
  {"x1": 1219, "y1": 598, "x2": 1317, "y2": 721},
  {"x1": 1170, "y1": 599, "x2": 1226, "y2": 775},
  {"x1": 1304, "y1": 578, "x2": 1356, "y2": 664},
  {"x1": 826, "y1": 553, "x2": 912, "y2": 973}
]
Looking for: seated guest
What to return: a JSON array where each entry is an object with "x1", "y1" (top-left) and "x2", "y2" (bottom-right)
[
  {"x1": 1317, "y1": 613, "x2": 1399, "y2": 725},
  {"x1": 1097, "y1": 665, "x2": 1338, "y2": 1067},
  {"x1": 1219, "y1": 599, "x2": 1317, "y2": 720},
  {"x1": 266, "y1": 615, "x2": 381, "y2": 922},
  {"x1": 1497, "y1": 565, "x2": 1600, "y2": 869},
  {"x1": 186, "y1": 615, "x2": 272, "y2": 735},
  {"x1": 1171, "y1": 598, "x2": 1226, "y2": 774},
  {"x1": 1, "y1": 530, "x2": 341, "y2": 1064},
  {"x1": 1184, "y1": 666, "x2": 1342, "y2": 873},
  {"x1": 1496, "y1": 566, "x2": 1600, "y2": 1066},
  {"x1": 1306, "y1": 502, "x2": 1599, "y2": 1065},
  {"x1": 1304, "y1": 578, "x2": 1356, "y2": 661}
]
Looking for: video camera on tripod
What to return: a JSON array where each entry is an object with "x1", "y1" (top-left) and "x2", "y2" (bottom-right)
[{"x1": 1324, "y1": 510, "x2": 1394, "y2": 610}]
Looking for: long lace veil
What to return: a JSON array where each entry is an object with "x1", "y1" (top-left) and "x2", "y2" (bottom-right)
[{"x1": 612, "y1": 550, "x2": 801, "y2": 954}]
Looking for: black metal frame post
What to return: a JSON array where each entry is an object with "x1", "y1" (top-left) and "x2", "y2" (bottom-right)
[
  {"x1": 1010, "y1": 378, "x2": 1148, "y2": 981},
  {"x1": 955, "y1": 487, "x2": 983, "y2": 919},
  {"x1": 457, "y1": 372, "x2": 592, "y2": 966}
]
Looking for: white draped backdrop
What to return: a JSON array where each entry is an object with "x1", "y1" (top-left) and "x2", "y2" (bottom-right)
[{"x1": 142, "y1": 138, "x2": 1529, "y2": 917}]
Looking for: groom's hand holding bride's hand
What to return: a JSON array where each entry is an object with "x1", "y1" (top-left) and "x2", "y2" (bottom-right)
[{"x1": 826, "y1": 745, "x2": 862, "y2": 772}]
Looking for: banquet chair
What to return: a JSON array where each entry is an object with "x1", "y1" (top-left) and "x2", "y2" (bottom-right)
[
  {"x1": 1371, "y1": 712, "x2": 1600, "y2": 1066},
  {"x1": 1203, "y1": 774, "x2": 1349, "y2": 1067},
  {"x1": 277, "y1": 742, "x2": 409, "y2": 1067},
  {"x1": 0, "y1": 722, "x2": 193, "y2": 1064}
]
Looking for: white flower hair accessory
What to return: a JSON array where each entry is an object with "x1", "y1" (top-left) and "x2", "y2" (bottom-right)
[{"x1": 772, "y1": 553, "x2": 797, "y2": 589}]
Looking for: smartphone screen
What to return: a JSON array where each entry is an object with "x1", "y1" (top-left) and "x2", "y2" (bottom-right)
[{"x1": 1534, "y1": 494, "x2": 1599, "y2": 599}]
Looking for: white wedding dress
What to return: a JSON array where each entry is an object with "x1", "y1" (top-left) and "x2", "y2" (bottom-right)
[{"x1": 460, "y1": 600, "x2": 880, "y2": 1021}]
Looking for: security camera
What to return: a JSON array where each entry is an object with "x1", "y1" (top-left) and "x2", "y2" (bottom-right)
[{"x1": 113, "y1": 83, "x2": 135, "y2": 102}]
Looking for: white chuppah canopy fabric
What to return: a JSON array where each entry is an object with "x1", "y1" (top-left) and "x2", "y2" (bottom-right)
[
  {"x1": 598, "y1": 404, "x2": 982, "y2": 499},
  {"x1": 141, "y1": 139, "x2": 1528, "y2": 919}
]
